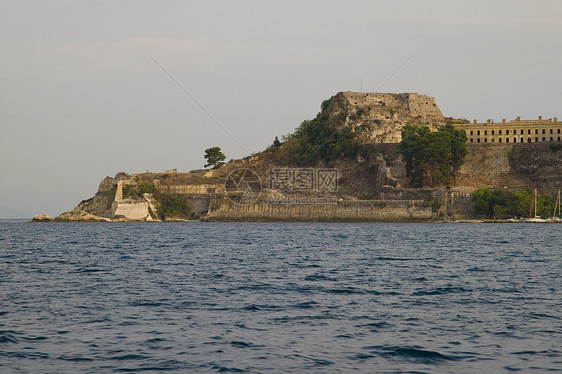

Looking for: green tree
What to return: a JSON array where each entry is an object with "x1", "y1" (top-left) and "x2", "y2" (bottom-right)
[
  {"x1": 441, "y1": 124, "x2": 468, "y2": 185},
  {"x1": 287, "y1": 98, "x2": 359, "y2": 165},
  {"x1": 472, "y1": 187, "x2": 555, "y2": 218},
  {"x1": 399, "y1": 123, "x2": 430, "y2": 186},
  {"x1": 204, "y1": 147, "x2": 226, "y2": 168},
  {"x1": 399, "y1": 123, "x2": 468, "y2": 187},
  {"x1": 471, "y1": 187, "x2": 512, "y2": 218}
]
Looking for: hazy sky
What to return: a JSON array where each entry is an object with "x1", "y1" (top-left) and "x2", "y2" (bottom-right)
[{"x1": 1, "y1": 0, "x2": 561, "y2": 218}]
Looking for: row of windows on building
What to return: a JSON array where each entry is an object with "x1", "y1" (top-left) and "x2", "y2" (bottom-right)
[
  {"x1": 469, "y1": 128, "x2": 561, "y2": 136},
  {"x1": 470, "y1": 136, "x2": 562, "y2": 143}
]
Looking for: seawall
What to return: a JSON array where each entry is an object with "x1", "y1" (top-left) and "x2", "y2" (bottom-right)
[{"x1": 206, "y1": 196, "x2": 432, "y2": 222}]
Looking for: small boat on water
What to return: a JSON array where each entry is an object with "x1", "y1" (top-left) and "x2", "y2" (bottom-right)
[
  {"x1": 546, "y1": 189, "x2": 561, "y2": 223},
  {"x1": 527, "y1": 188, "x2": 546, "y2": 223}
]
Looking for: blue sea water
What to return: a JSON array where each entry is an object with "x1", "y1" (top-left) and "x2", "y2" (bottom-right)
[{"x1": 0, "y1": 221, "x2": 560, "y2": 373}]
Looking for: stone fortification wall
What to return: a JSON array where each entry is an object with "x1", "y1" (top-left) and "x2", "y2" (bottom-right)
[
  {"x1": 113, "y1": 200, "x2": 153, "y2": 221},
  {"x1": 377, "y1": 187, "x2": 475, "y2": 219},
  {"x1": 404, "y1": 93, "x2": 446, "y2": 123},
  {"x1": 438, "y1": 188, "x2": 475, "y2": 218},
  {"x1": 459, "y1": 145, "x2": 513, "y2": 179},
  {"x1": 334, "y1": 92, "x2": 444, "y2": 143},
  {"x1": 459, "y1": 143, "x2": 562, "y2": 188},
  {"x1": 158, "y1": 184, "x2": 224, "y2": 195},
  {"x1": 340, "y1": 92, "x2": 444, "y2": 123},
  {"x1": 510, "y1": 144, "x2": 562, "y2": 185},
  {"x1": 206, "y1": 196, "x2": 432, "y2": 221}
]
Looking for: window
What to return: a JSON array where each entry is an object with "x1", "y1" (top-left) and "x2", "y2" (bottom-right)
[
  {"x1": 506, "y1": 138, "x2": 509, "y2": 143},
  {"x1": 484, "y1": 130, "x2": 488, "y2": 135},
  {"x1": 492, "y1": 130, "x2": 495, "y2": 135},
  {"x1": 542, "y1": 129, "x2": 546, "y2": 134},
  {"x1": 520, "y1": 130, "x2": 524, "y2": 135},
  {"x1": 491, "y1": 138, "x2": 495, "y2": 143},
  {"x1": 513, "y1": 138, "x2": 517, "y2": 143},
  {"x1": 550, "y1": 137, "x2": 553, "y2": 141},
  {"x1": 558, "y1": 137, "x2": 561, "y2": 141},
  {"x1": 484, "y1": 138, "x2": 488, "y2": 143},
  {"x1": 477, "y1": 138, "x2": 480, "y2": 143},
  {"x1": 477, "y1": 130, "x2": 481, "y2": 135},
  {"x1": 558, "y1": 129, "x2": 561, "y2": 134},
  {"x1": 527, "y1": 138, "x2": 532, "y2": 143},
  {"x1": 543, "y1": 137, "x2": 546, "y2": 141},
  {"x1": 470, "y1": 130, "x2": 473, "y2": 135},
  {"x1": 550, "y1": 129, "x2": 553, "y2": 134},
  {"x1": 470, "y1": 138, "x2": 473, "y2": 143},
  {"x1": 528, "y1": 129, "x2": 531, "y2": 134},
  {"x1": 499, "y1": 130, "x2": 502, "y2": 135},
  {"x1": 506, "y1": 130, "x2": 510, "y2": 135},
  {"x1": 499, "y1": 138, "x2": 502, "y2": 143},
  {"x1": 535, "y1": 137, "x2": 538, "y2": 142},
  {"x1": 535, "y1": 129, "x2": 539, "y2": 134}
]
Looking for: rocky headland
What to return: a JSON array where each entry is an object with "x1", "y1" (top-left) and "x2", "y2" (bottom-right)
[{"x1": 36, "y1": 91, "x2": 562, "y2": 222}]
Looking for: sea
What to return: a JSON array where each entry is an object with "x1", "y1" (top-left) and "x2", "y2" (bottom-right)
[{"x1": 0, "y1": 221, "x2": 560, "y2": 373}]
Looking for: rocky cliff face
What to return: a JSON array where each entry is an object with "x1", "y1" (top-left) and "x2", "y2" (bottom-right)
[{"x1": 329, "y1": 92, "x2": 444, "y2": 143}]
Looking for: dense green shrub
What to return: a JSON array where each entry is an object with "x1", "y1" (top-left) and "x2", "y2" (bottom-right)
[
  {"x1": 472, "y1": 187, "x2": 555, "y2": 218},
  {"x1": 287, "y1": 98, "x2": 359, "y2": 165},
  {"x1": 399, "y1": 124, "x2": 467, "y2": 187},
  {"x1": 122, "y1": 182, "x2": 191, "y2": 219},
  {"x1": 123, "y1": 181, "x2": 158, "y2": 199},
  {"x1": 154, "y1": 193, "x2": 191, "y2": 220}
]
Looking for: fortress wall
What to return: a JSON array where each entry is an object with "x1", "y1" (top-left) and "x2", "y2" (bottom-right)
[
  {"x1": 340, "y1": 92, "x2": 444, "y2": 121},
  {"x1": 186, "y1": 195, "x2": 212, "y2": 219},
  {"x1": 377, "y1": 188, "x2": 476, "y2": 219},
  {"x1": 405, "y1": 93, "x2": 445, "y2": 123},
  {"x1": 460, "y1": 145, "x2": 513, "y2": 178},
  {"x1": 159, "y1": 184, "x2": 223, "y2": 195},
  {"x1": 438, "y1": 189, "x2": 475, "y2": 218},
  {"x1": 207, "y1": 196, "x2": 432, "y2": 221},
  {"x1": 113, "y1": 200, "x2": 150, "y2": 221},
  {"x1": 342, "y1": 92, "x2": 408, "y2": 109},
  {"x1": 339, "y1": 92, "x2": 444, "y2": 144}
]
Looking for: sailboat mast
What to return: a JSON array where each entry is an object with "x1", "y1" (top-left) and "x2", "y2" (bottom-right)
[{"x1": 535, "y1": 188, "x2": 538, "y2": 218}]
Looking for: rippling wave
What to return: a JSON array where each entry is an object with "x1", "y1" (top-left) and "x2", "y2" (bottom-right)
[{"x1": 0, "y1": 222, "x2": 560, "y2": 372}]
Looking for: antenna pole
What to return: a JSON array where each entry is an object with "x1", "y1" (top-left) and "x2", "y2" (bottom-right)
[{"x1": 360, "y1": 73, "x2": 363, "y2": 92}]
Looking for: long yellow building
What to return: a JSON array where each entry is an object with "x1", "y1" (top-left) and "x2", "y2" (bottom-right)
[{"x1": 455, "y1": 116, "x2": 562, "y2": 144}]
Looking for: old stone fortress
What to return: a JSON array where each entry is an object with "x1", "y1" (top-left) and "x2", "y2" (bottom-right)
[
  {"x1": 46, "y1": 91, "x2": 562, "y2": 222},
  {"x1": 334, "y1": 91, "x2": 562, "y2": 144},
  {"x1": 457, "y1": 116, "x2": 562, "y2": 144}
]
